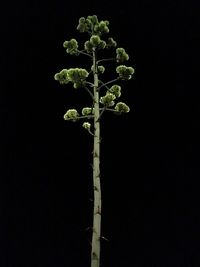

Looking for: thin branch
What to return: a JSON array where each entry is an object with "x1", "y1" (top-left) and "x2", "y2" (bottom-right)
[
  {"x1": 87, "y1": 129, "x2": 95, "y2": 136},
  {"x1": 99, "y1": 108, "x2": 121, "y2": 114},
  {"x1": 85, "y1": 81, "x2": 95, "y2": 88},
  {"x1": 83, "y1": 86, "x2": 94, "y2": 100},
  {"x1": 96, "y1": 58, "x2": 116, "y2": 64},
  {"x1": 98, "y1": 79, "x2": 110, "y2": 91},
  {"x1": 77, "y1": 50, "x2": 93, "y2": 58},
  {"x1": 97, "y1": 77, "x2": 120, "y2": 91},
  {"x1": 66, "y1": 114, "x2": 94, "y2": 121}
]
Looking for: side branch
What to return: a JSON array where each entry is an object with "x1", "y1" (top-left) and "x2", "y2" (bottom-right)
[
  {"x1": 98, "y1": 80, "x2": 110, "y2": 91},
  {"x1": 83, "y1": 86, "x2": 94, "y2": 100},
  {"x1": 97, "y1": 77, "x2": 120, "y2": 91},
  {"x1": 97, "y1": 107, "x2": 124, "y2": 121},
  {"x1": 65, "y1": 114, "x2": 94, "y2": 121},
  {"x1": 96, "y1": 58, "x2": 116, "y2": 64},
  {"x1": 85, "y1": 81, "x2": 95, "y2": 88},
  {"x1": 99, "y1": 108, "x2": 122, "y2": 114},
  {"x1": 78, "y1": 50, "x2": 93, "y2": 58}
]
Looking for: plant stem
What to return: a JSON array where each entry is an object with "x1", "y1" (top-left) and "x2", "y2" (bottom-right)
[
  {"x1": 78, "y1": 49, "x2": 93, "y2": 58},
  {"x1": 97, "y1": 77, "x2": 120, "y2": 91},
  {"x1": 91, "y1": 48, "x2": 101, "y2": 267},
  {"x1": 96, "y1": 57, "x2": 116, "y2": 64}
]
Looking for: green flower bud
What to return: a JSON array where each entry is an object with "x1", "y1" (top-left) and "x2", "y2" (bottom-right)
[
  {"x1": 87, "y1": 15, "x2": 98, "y2": 24},
  {"x1": 100, "y1": 93, "x2": 116, "y2": 107},
  {"x1": 116, "y1": 48, "x2": 129, "y2": 62},
  {"x1": 82, "y1": 122, "x2": 91, "y2": 130},
  {"x1": 108, "y1": 85, "x2": 121, "y2": 98},
  {"x1": 91, "y1": 65, "x2": 105, "y2": 74},
  {"x1": 67, "y1": 68, "x2": 89, "y2": 82},
  {"x1": 78, "y1": 68, "x2": 89, "y2": 78},
  {"x1": 115, "y1": 102, "x2": 130, "y2": 113},
  {"x1": 79, "y1": 17, "x2": 85, "y2": 23},
  {"x1": 84, "y1": 40, "x2": 93, "y2": 53},
  {"x1": 106, "y1": 37, "x2": 117, "y2": 48},
  {"x1": 54, "y1": 69, "x2": 69, "y2": 84},
  {"x1": 98, "y1": 40, "x2": 106, "y2": 49},
  {"x1": 63, "y1": 39, "x2": 79, "y2": 55},
  {"x1": 90, "y1": 35, "x2": 101, "y2": 46},
  {"x1": 98, "y1": 65, "x2": 105, "y2": 74},
  {"x1": 82, "y1": 107, "x2": 93, "y2": 116},
  {"x1": 98, "y1": 21, "x2": 109, "y2": 34},
  {"x1": 64, "y1": 109, "x2": 79, "y2": 120},
  {"x1": 77, "y1": 23, "x2": 87, "y2": 32},
  {"x1": 116, "y1": 65, "x2": 135, "y2": 80},
  {"x1": 85, "y1": 18, "x2": 92, "y2": 27}
]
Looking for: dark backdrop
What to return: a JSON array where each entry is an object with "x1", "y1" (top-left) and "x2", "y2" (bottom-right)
[{"x1": 1, "y1": 0, "x2": 200, "y2": 266}]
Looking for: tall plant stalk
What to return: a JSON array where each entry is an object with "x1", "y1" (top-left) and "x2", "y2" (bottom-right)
[
  {"x1": 91, "y1": 49, "x2": 101, "y2": 267},
  {"x1": 54, "y1": 15, "x2": 134, "y2": 267}
]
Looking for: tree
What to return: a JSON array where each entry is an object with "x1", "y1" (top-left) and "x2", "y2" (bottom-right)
[{"x1": 54, "y1": 15, "x2": 134, "y2": 267}]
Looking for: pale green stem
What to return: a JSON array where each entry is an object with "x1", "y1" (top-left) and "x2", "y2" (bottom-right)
[
  {"x1": 65, "y1": 115, "x2": 94, "y2": 121},
  {"x1": 96, "y1": 57, "x2": 116, "y2": 64},
  {"x1": 97, "y1": 107, "x2": 106, "y2": 122},
  {"x1": 91, "y1": 48, "x2": 101, "y2": 267},
  {"x1": 78, "y1": 49, "x2": 93, "y2": 58},
  {"x1": 100, "y1": 107, "x2": 122, "y2": 114}
]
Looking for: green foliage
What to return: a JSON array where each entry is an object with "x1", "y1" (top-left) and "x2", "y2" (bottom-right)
[
  {"x1": 63, "y1": 39, "x2": 79, "y2": 55},
  {"x1": 100, "y1": 92, "x2": 116, "y2": 107},
  {"x1": 116, "y1": 48, "x2": 129, "y2": 62},
  {"x1": 108, "y1": 85, "x2": 121, "y2": 98},
  {"x1": 116, "y1": 65, "x2": 135, "y2": 80},
  {"x1": 63, "y1": 109, "x2": 79, "y2": 120},
  {"x1": 115, "y1": 102, "x2": 130, "y2": 113},
  {"x1": 82, "y1": 107, "x2": 94, "y2": 115}
]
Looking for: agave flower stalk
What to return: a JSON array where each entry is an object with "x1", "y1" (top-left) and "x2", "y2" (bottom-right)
[{"x1": 54, "y1": 15, "x2": 134, "y2": 267}]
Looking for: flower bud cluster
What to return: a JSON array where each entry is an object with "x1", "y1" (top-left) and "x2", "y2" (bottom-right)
[
  {"x1": 108, "y1": 85, "x2": 121, "y2": 98},
  {"x1": 116, "y1": 48, "x2": 129, "y2": 62},
  {"x1": 63, "y1": 39, "x2": 79, "y2": 55},
  {"x1": 82, "y1": 107, "x2": 94, "y2": 116},
  {"x1": 54, "y1": 69, "x2": 69, "y2": 85},
  {"x1": 77, "y1": 15, "x2": 109, "y2": 36},
  {"x1": 54, "y1": 68, "x2": 89, "y2": 88},
  {"x1": 100, "y1": 93, "x2": 116, "y2": 107},
  {"x1": 106, "y1": 37, "x2": 117, "y2": 48},
  {"x1": 82, "y1": 122, "x2": 91, "y2": 131},
  {"x1": 84, "y1": 35, "x2": 106, "y2": 53},
  {"x1": 63, "y1": 109, "x2": 79, "y2": 121},
  {"x1": 91, "y1": 65, "x2": 105, "y2": 74},
  {"x1": 115, "y1": 102, "x2": 130, "y2": 113},
  {"x1": 116, "y1": 65, "x2": 135, "y2": 80}
]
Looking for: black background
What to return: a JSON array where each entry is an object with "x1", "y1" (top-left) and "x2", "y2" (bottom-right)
[{"x1": 1, "y1": 0, "x2": 200, "y2": 266}]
